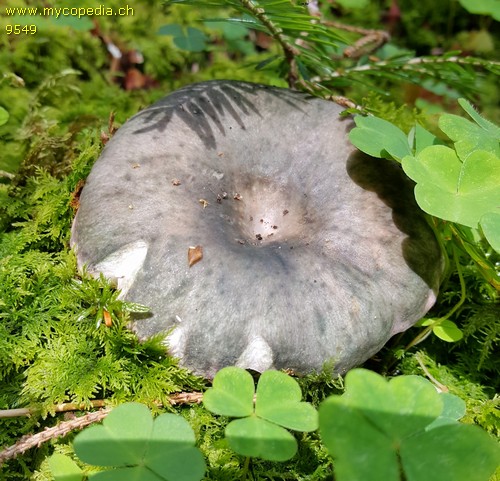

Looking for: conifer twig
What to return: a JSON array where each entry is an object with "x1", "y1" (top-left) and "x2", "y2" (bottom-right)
[
  {"x1": 239, "y1": 0, "x2": 300, "y2": 87},
  {"x1": 0, "y1": 409, "x2": 111, "y2": 465},
  {"x1": 310, "y1": 56, "x2": 500, "y2": 83}
]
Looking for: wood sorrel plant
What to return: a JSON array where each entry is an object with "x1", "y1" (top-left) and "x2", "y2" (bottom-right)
[{"x1": 48, "y1": 369, "x2": 499, "y2": 481}]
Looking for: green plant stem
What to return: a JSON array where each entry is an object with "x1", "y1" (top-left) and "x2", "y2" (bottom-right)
[
  {"x1": 405, "y1": 245, "x2": 466, "y2": 351},
  {"x1": 241, "y1": 456, "x2": 251, "y2": 480},
  {"x1": 415, "y1": 352, "x2": 448, "y2": 392},
  {"x1": 450, "y1": 224, "x2": 500, "y2": 293}
]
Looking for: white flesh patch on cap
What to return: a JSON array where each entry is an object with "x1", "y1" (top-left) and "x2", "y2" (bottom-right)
[
  {"x1": 236, "y1": 335, "x2": 274, "y2": 372},
  {"x1": 165, "y1": 324, "x2": 186, "y2": 361},
  {"x1": 92, "y1": 240, "x2": 148, "y2": 298}
]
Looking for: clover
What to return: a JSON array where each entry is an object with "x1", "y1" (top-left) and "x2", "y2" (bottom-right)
[
  {"x1": 203, "y1": 367, "x2": 318, "y2": 461},
  {"x1": 319, "y1": 369, "x2": 500, "y2": 481},
  {"x1": 70, "y1": 403, "x2": 205, "y2": 481}
]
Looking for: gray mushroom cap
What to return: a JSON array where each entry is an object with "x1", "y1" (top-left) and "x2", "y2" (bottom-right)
[{"x1": 71, "y1": 80, "x2": 442, "y2": 378}]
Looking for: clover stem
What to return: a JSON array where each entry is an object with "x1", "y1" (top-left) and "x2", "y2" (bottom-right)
[
  {"x1": 241, "y1": 456, "x2": 251, "y2": 480},
  {"x1": 404, "y1": 244, "x2": 467, "y2": 351}
]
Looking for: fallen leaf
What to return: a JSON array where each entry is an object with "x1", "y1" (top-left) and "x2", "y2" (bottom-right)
[
  {"x1": 103, "y1": 310, "x2": 112, "y2": 327},
  {"x1": 188, "y1": 246, "x2": 203, "y2": 267},
  {"x1": 69, "y1": 179, "x2": 85, "y2": 211}
]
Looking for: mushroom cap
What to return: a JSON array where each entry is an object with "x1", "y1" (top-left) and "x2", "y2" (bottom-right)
[{"x1": 71, "y1": 80, "x2": 442, "y2": 377}]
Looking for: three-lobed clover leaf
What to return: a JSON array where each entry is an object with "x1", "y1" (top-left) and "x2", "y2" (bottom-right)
[
  {"x1": 72, "y1": 403, "x2": 206, "y2": 481},
  {"x1": 401, "y1": 99, "x2": 500, "y2": 251},
  {"x1": 203, "y1": 367, "x2": 318, "y2": 461},
  {"x1": 348, "y1": 115, "x2": 412, "y2": 162},
  {"x1": 401, "y1": 146, "x2": 500, "y2": 229},
  {"x1": 349, "y1": 101, "x2": 500, "y2": 253},
  {"x1": 319, "y1": 369, "x2": 500, "y2": 481}
]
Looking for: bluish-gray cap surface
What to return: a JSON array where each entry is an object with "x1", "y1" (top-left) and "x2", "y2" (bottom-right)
[{"x1": 71, "y1": 80, "x2": 442, "y2": 378}]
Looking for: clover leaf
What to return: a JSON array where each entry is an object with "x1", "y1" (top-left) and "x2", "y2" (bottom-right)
[
  {"x1": 402, "y1": 146, "x2": 500, "y2": 229},
  {"x1": 418, "y1": 318, "x2": 464, "y2": 342},
  {"x1": 439, "y1": 112, "x2": 499, "y2": 161},
  {"x1": 319, "y1": 369, "x2": 500, "y2": 481},
  {"x1": 480, "y1": 211, "x2": 500, "y2": 252},
  {"x1": 203, "y1": 367, "x2": 318, "y2": 461},
  {"x1": 349, "y1": 115, "x2": 412, "y2": 161},
  {"x1": 73, "y1": 403, "x2": 205, "y2": 481},
  {"x1": 457, "y1": 98, "x2": 500, "y2": 139},
  {"x1": 410, "y1": 123, "x2": 442, "y2": 155},
  {"x1": 350, "y1": 100, "x2": 500, "y2": 253},
  {"x1": 48, "y1": 453, "x2": 83, "y2": 481},
  {"x1": 157, "y1": 24, "x2": 207, "y2": 52}
]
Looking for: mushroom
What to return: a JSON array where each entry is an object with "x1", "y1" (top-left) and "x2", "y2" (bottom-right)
[{"x1": 71, "y1": 80, "x2": 442, "y2": 378}]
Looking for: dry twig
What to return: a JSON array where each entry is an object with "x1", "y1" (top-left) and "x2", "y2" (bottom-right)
[
  {"x1": 0, "y1": 392, "x2": 203, "y2": 465},
  {"x1": 0, "y1": 409, "x2": 111, "y2": 465}
]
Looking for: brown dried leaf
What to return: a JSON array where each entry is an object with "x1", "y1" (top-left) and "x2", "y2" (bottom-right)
[
  {"x1": 69, "y1": 179, "x2": 85, "y2": 211},
  {"x1": 103, "y1": 310, "x2": 112, "y2": 327},
  {"x1": 188, "y1": 245, "x2": 203, "y2": 267}
]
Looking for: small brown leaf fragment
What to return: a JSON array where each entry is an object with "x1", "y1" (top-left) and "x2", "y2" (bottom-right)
[
  {"x1": 218, "y1": 152, "x2": 224, "y2": 157},
  {"x1": 199, "y1": 199, "x2": 209, "y2": 208},
  {"x1": 283, "y1": 209, "x2": 289, "y2": 216},
  {"x1": 108, "y1": 111, "x2": 117, "y2": 135},
  {"x1": 132, "y1": 163, "x2": 141, "y2": 169},
  {"x1": 188, "y1": 245, "x2": 203, "y2": 267},
  {"x1": 100, "y1": 131, "x2": 110, "y2": 145},
  {"x1": 103, "y1": 310, "x2": 112, "y2": 327},
  {"x1": 172, "y1": 178, "x2": 181, "y2": 186},
  {"x1": 69, "y1": 179, "x2": 85, "y2": 212}
]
